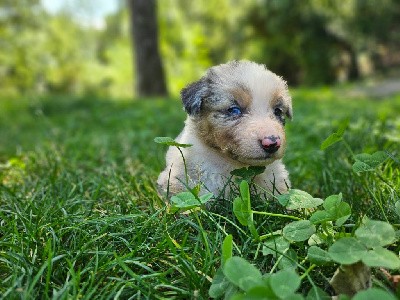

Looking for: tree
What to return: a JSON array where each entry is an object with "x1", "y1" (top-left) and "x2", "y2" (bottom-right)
[
  {"x1": 0, "y1": 0, "x2": 48, "y2": 93},
  {"x1": 127, "y1": 0, "x2": 168, "y2": 97}
]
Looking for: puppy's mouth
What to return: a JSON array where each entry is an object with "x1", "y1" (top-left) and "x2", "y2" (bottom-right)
[
  {"x1": 216, "y1": 142, "x2": 283, "y2": 165},
  {"x1": 231, "y1": 152, "x2": 279, "y2": 165},
  {"x1": 244, "y1": 155, "x2": 275, "y2": 161}
]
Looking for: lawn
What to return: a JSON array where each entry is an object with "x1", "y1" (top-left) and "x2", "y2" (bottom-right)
[{"x1": 1, "y1": 89, "x2": 399, "y2": 299}]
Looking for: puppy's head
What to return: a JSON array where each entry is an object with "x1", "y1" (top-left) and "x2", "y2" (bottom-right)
[{"x1": 181, "y1": 60, "x2": 292, "y2": 166}]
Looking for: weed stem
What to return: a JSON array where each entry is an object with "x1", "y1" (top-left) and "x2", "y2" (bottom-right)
[
  {"x1": 300, "y1": 264, "x2": 316, "y2": 280},
  {"x1": 252, "y1": 210, "x2": 302, "y2": 220},
  {"x1": 176, "y1": 146, "x2": 190, "y2": 187},
  {"x1": 342, "y1": 139, "x2": 355, "y2": 158}
]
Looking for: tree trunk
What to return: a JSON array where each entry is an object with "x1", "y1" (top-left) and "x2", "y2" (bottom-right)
[{"x1": 127, "y1": 0, "x2": 168, "y2": 97}]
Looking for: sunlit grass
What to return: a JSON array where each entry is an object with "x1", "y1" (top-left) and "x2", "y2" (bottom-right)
[{"x1": 0, "y1": 90, "x2": 399, "y2": 298}]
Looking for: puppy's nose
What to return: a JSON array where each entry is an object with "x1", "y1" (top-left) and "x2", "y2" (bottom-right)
[{"x1": 260, "y1": 136, "x2": 281, "y2": 154}]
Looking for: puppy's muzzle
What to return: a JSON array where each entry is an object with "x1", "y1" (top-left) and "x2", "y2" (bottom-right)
[{"x1": 260, "y1": 135, "x2": 281, "y2": 154}]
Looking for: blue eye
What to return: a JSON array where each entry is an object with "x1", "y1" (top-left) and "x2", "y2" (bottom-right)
[{"x1": 227, "y1": 106, "x2": 242, "y2": 116}]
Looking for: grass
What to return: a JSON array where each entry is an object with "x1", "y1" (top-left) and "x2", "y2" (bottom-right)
[{"x1": 0, "y1": 89, "x2": 399, "y2": 299}]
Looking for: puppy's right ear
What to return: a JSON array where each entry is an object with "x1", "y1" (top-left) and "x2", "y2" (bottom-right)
[{"x1": 180, "y1": 78, "x2": 208, "y2": 115}]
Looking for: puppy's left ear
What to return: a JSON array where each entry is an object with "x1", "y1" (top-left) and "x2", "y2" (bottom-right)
[
  {"x1": 180, "y1": 78, "x2": 208, "y2": 115},
  {"x1": 285, "y1": 96, "x2": 293, "y2": 120}
]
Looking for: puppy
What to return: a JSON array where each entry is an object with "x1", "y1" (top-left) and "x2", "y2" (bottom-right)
[{"x1": 158, "y1": 60, "x2": 292, "y2": 198}]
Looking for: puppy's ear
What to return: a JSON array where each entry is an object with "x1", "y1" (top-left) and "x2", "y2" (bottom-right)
[
  {"x1": 286, "y1": 105, "x2": 293, "y2": 120},
  {"x1": 180, "y1": 78, "x2": 208, "y2": 115},
  {"x1": 285, "y1": 96, "x2": 293, "y2": 120}
]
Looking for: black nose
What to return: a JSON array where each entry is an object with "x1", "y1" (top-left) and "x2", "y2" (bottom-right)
[{"x1": 260, "y1": 136, "x2": 281, "y2": 154}]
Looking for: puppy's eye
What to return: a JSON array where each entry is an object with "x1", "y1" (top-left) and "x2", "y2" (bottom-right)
[
  {"x1": 274, "y1": 107, "x2": 283, "y2": 117},
  {"x1": 227, "y1": 106, "x2": 242, "y2": 116}
]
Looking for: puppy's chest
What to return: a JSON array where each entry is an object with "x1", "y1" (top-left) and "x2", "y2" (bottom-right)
[{"x1": 188, "y1": 157, "x2": 234, "y2": 191}]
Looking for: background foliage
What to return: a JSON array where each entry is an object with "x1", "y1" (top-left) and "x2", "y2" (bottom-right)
[{"x1": 1, "y1": 0, "x2": 400, "y2": 97}]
